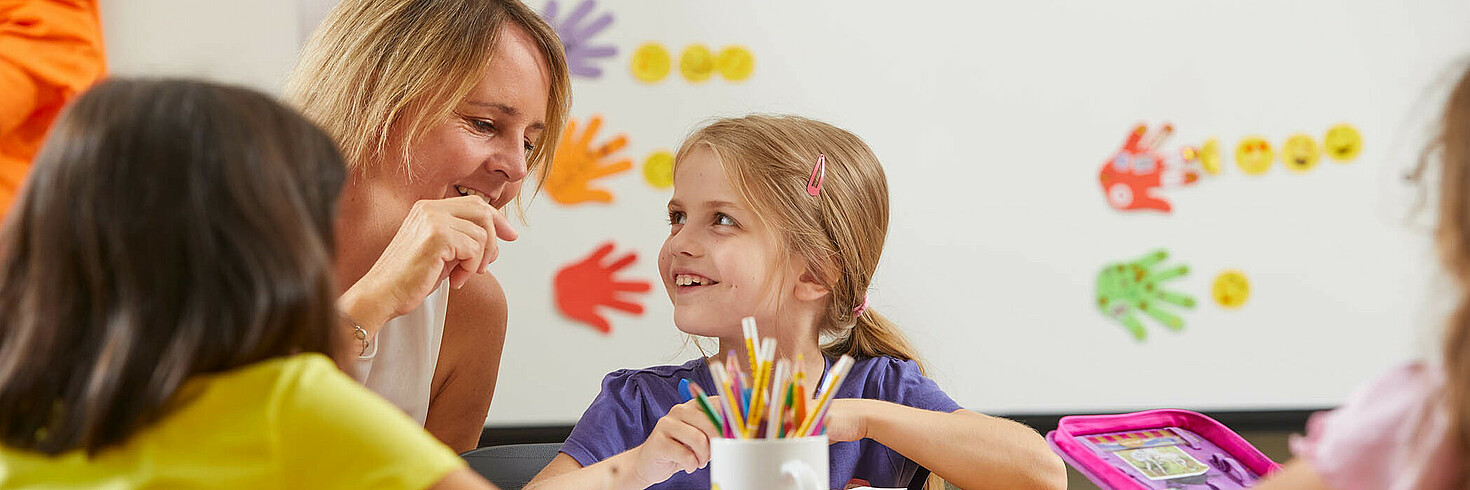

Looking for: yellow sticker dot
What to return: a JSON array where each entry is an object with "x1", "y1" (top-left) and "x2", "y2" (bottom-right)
[
  {"x1": 629, "y1": 42, "x2": 671, "y2": 84},
  {"x1": 1198, "y1": 137, "x2": 1222, "y2": 176},
  {"x1": 1281, "y1": 133, "x2": 1321, "y2": 173},
  {"x1": 1234, "y1": 136, "x2": 1274, "y2": 176},
  {"x1": 715, "y1": 45, "x2": 755, "y2": 82},
  {"x1": 642, "y1": 150, "x2": 675, "y2": 189},
  {"x1": 679, "y1": 44, "x2": 715, "y2": 83},
  {"x1": 1212, "y1": 270, "x2": 1250, "y2": 309},
  {"x1": 1323, "y1": 123, "x2": 1362, "y2": 162}
]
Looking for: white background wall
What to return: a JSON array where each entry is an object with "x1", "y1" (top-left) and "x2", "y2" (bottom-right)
[{"x1": 96, "y1": 0, "x2": 1470, "y2": 427}]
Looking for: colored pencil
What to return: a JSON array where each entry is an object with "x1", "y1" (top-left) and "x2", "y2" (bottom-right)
[
  {"x1": 709, "y1": 360, "x2": 747, "y2": 436},
  {"x1": 688, "y1": 382, "x2": 724, "y2": 433},
  {"x1": 765, "y1": 360, "x2": 788, "y2": 439},
  {"x1": 741, "y1": 316, "x2": 759, "y2": 373},
  {"x1": 746, "y1": 339, "x2": 775, "y2": 436},
  {"x1": 795, "y1": 355, "x2": 854, "y2": 437}
]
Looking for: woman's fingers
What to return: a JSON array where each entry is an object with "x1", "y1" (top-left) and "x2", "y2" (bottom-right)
[{"x1": 442, "y1": 195, "x2": 516, "y2": 273}]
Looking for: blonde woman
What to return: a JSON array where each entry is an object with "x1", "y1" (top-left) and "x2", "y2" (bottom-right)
[{"x1": 288, "y1": 0, "x2": 571, "y2": 452}]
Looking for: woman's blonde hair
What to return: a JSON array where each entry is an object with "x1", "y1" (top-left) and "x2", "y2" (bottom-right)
[
  {"x1": 286, "y1": 0, "x2": 570, "y2": 186},
  {"x1": 675, "y1": 115, "x2": 925, "y2": 371}
]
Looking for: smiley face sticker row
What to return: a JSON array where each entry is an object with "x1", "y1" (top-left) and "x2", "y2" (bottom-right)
[
  {"x1": 1226, "y1": 124, "x2": 1362, "y2": 176},
  {"x1": 630, "y1": 43, "x2": 755, "y2": 84}
]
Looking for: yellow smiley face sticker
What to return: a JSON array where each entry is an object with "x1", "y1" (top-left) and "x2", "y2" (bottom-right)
[
  {"x1": 1197, "y1": 137, "x2": 1222, "y2": 175},
  {"x1": 1281, "y1": 133, "x2": 1321, "y2": 173},
  {"x1": 642, "y1": 150, "x2": 675, "y2": 189},
  {"x1": 1234, "y1": 136, "x2": 1274, "y2": 175},
  {"x1": 715, "y1": 45, "x2": 755, "y2": 82},
  {"x1": 1212, "y1": 270, "x2": 1250, "y2": 309},
  {"x1": 1323, "y1": 123, "x2": 1362, "y2": 162},
  {"x1": 629, "y1": 42, "x2": 671, "y2": 84},
  {"x1": 679, "y1": 44, "x2": 715, "y2": 83}
]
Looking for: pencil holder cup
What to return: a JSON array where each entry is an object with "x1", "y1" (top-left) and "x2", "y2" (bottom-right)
[{"x1": 709, "y1": 435, "x2": 828, "y2": 490}]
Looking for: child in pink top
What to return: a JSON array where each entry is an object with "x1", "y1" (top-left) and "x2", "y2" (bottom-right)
[{"x1": 1253, "y1": 64, "x2": 1470, "y2": 490}]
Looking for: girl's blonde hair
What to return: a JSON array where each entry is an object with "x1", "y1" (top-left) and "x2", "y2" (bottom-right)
[
  {"x1": 1428, "y1": 62, "x2": 1470, "y2": 481},
  {"x1": 676, "y1": 115, "x2": 925, "y2": 371},
  {"x1": 286, "y1": 0, "x2": 570, "y2": 186}
]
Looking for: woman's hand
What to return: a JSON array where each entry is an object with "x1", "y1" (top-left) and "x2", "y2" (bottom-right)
[
  {"x1": 627, "y1": 398, "x2": 723, "y2": 487},
  {"x1": 341, "y1": 196, "x2": 517, "y2": 332},
  {"x1": 819, "y1": 399, "x2": 873, "y2": 443}
]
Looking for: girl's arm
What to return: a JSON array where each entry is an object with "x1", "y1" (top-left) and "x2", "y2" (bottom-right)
[
  {"x1": 825, "y1": 399, "x2": 1067, "y2": 490},
  {"x1": 1248, "y1": 460, "x2": 1331, "y2": 490},
  {"x1": 527, "y1": 398, "x2": 723, "y2": 490}
]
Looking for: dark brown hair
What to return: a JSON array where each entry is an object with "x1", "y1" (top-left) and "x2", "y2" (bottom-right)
[{"x1": 0, "y1": 79, "x2": 346, "y2": 455}]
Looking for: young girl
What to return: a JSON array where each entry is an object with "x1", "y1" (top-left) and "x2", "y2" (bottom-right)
[
  {"x1": 0, "y1": 79, "x2": 493, "y2": 489},
  {"x1": 1250, "y1": 64, "x2": 1470, "y2": 490},
  {"x1": 528, "y1": 115, "x2": 1066, "y2": 490}
]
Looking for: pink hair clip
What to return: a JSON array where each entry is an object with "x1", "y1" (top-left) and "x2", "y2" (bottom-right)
[{"x1": 806, "y1": 153, "x2": 826, "y2": 196}]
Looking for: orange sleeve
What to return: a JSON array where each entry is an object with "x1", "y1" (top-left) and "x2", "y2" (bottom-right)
[{"x1": 0, "y1": 0, "x2": 105, "y2": 214}]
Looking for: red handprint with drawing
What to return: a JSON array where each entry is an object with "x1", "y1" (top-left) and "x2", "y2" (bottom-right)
[
  {"x1": 554, "y1": 242, "x2": 652, "y2": 333},
  {"x1": 1098, "y1": 123, "x2": 1200, "y2": 214}
]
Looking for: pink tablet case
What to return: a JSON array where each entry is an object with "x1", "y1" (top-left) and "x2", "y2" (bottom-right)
[{"x1": 1047, "y1": 409, "x2": 1282, "y2": 489}]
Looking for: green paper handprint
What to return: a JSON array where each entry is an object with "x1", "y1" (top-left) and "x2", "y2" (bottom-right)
[{"x1": 1096, "y1": 249, "x2": 1196, "y2": 341}]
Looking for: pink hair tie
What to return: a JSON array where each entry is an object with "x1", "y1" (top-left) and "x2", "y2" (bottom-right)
[{"x1": 853, "y1": 294, "x2": 870, "y2": 317}]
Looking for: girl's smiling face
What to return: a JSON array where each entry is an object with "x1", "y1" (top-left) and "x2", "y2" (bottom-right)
[{"x1": 658, "y1": 145, "x2": 794, "y2": 338}]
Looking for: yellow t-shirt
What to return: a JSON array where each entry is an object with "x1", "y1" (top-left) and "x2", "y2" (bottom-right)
[{"x1": 0, "y1": 353, "x2": 466, "y2": 489}]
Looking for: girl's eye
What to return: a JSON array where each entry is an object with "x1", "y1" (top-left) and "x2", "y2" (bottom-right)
[
  {"x1": 714, "y1": 213, "x2": 736, "y2": 227},
  {"x1": 523, "y1": 140, "x2": 536, "y2": 154},
  {"x1": 668, "y1": 211, "x2": 686, "y2": 225}
]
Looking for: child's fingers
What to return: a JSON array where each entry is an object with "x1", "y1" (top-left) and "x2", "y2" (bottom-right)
[
  {"x1": 651, "y1": 428, "x2": 702, "y2": 474},
  {"x1": 655, "y1": 415, "x2": 712, "y2": 470},
  {"x1": 671, "y1": 400, "x2": 720, "y2": 439}
]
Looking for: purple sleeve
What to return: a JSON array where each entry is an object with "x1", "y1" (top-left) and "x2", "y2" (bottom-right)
[
  {"x1": 878, "y1": 357, "x2": 963, "y2": 413},
  {"x1": 560, "y1": 370, "x2": 654, "y2": 467}
]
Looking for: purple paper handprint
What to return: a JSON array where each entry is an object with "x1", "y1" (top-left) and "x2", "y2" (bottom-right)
[{"x1": 542, "y1": 0, "x2": 617, "y2": 78}]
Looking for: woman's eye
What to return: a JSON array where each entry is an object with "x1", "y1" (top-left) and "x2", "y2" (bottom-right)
[
  {"x1": 471, "y1": 119, "x2": 495, "y2": 133},
  {"x1": 668, "y1": 211, "x2": 686, "y2": 225},
  {"x1": 523, "y1": 140, "x2": 536, "y2": 154},
  {"x1": 714, "y1": 213, "x2": 736, "y2": 226}
]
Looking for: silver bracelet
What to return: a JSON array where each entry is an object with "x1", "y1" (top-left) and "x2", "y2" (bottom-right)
[{"x1": 343, "y1": 313, "x2": 377, "y2": 361}]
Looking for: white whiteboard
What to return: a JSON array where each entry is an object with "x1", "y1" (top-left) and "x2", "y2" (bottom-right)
[
  {"x1": 92, "y1": 0, "x2": 1470, "y2": 426},
  {"x1": 489, "y1": 0, "x2": 1470, "y2": 426}
]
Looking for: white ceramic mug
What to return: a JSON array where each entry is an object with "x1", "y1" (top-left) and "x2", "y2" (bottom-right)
[{"x1": 709, "y1": 436, "x2": 828, "y2": 490}]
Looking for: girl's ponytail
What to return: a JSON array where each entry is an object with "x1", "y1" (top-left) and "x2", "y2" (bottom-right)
[{"x1": 823, "y1": 308, "x2": 925, "y2": 374}]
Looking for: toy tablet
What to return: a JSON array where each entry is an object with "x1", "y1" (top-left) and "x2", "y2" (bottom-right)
[{"x1": 1046, "y1": 409, "x2": 1282, "y2": 489}]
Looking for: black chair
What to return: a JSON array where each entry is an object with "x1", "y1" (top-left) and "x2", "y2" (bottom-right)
[{"x1": 461, "y1": 443, "x2": 563, "y2": 490}]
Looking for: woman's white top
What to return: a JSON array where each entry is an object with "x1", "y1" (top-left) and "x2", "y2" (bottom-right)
[{"x1": 348, "y1": 279, "x2": 449, "y2": 425}]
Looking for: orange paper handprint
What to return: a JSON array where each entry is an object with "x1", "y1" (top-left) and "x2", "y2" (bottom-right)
[
  {"x1": 554, "y1": 242, "x2": 652, "y2": 334},
  {"x1": 546, "y1": 115, "x2": 633, "y2": 205}
]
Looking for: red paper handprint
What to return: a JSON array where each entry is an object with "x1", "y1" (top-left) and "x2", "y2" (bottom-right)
[
  {"x1": 546, "y1": 115, "x2": 632, "y2": 206},
  {"x1": 554, "y1": 242, "x2": 652, "y2": 334},
  {"x1": 1098, "y1": 123, "x2": 1201, "y2": 214}
]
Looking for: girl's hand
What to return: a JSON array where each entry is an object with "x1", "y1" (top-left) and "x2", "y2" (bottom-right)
[
  {"x1": 820, "y1": 399, "x2": 874, "y2": 443},
  {"x1": 343, "y1": 196, "x2": 518, "y2": 330},
  {"x1": 628, "y1": 397, "x2": 723, "y2": 487}
]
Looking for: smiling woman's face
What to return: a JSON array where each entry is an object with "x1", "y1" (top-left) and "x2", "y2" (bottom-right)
[{"x1": 373, "y1": 24, "x2": 551, "y2": 209}]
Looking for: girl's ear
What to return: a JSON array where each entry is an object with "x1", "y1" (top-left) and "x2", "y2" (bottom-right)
[{"x1": 795, "y1": 268, "x2": 831, "y2": 302}]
